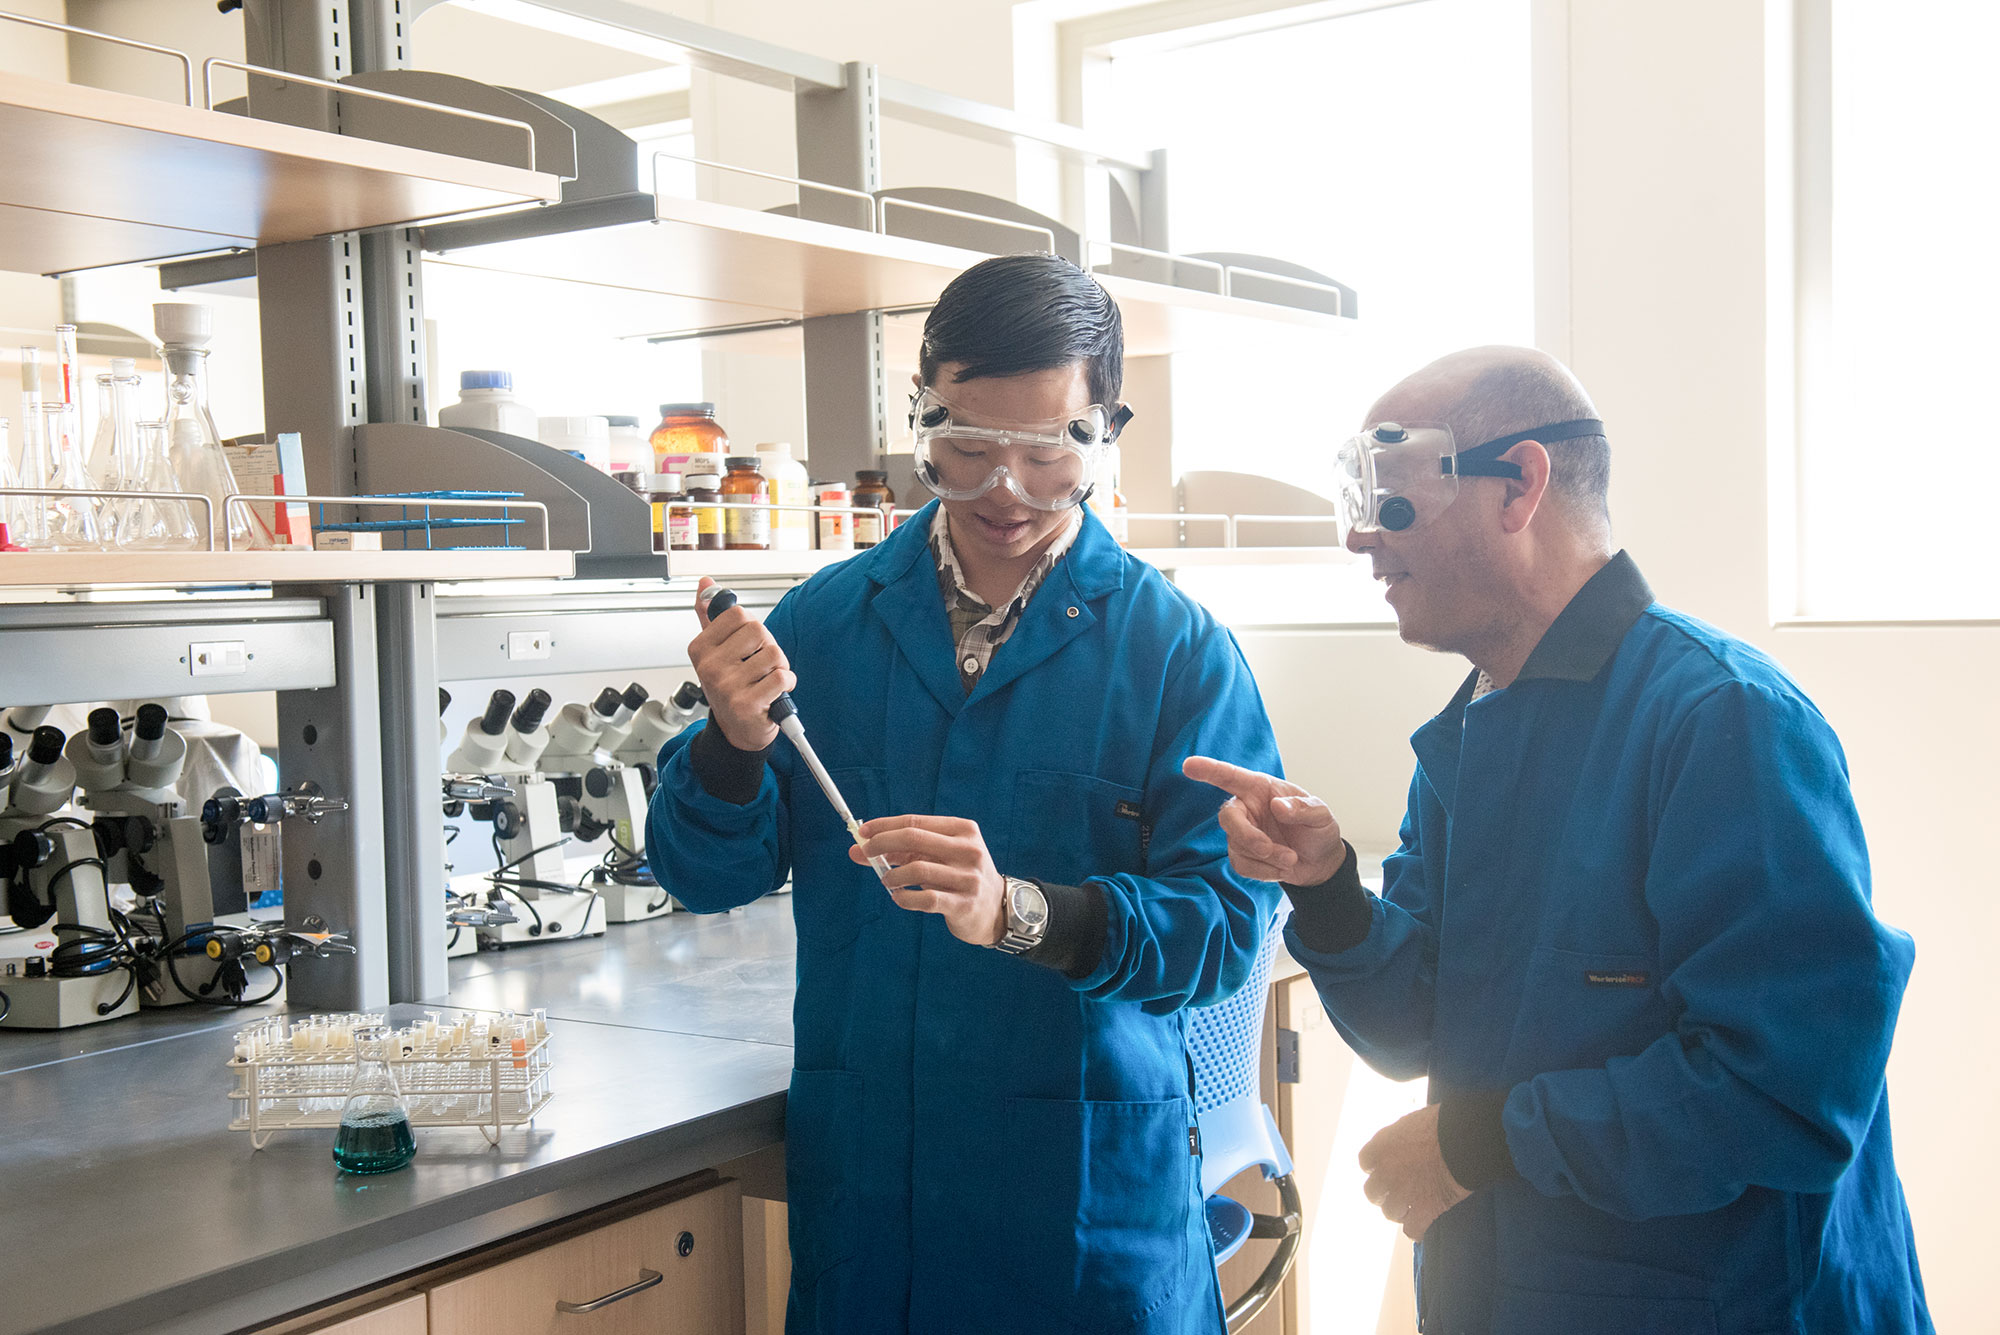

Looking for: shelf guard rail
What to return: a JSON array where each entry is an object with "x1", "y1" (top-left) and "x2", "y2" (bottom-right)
[
  {"x1": 0, "y1": 486, "x2": 217, "y2": 550},
  {"x1": 648, "y1": 153, "x2": 1059, "y2": 256},
  {"x1": 0, "y1": 10, "x2": 196, "y2": 106},
  {"x1": 222, "y1": 494, "x2": 553, "y2": 553},
  {"x1": 200, "y1": 59, "x2": 540, "y2": 168}
]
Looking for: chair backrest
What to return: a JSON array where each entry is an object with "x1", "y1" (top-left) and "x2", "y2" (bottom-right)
[{"x1": 1188, "y1": 903, "x2": 1287, "y2": 1114}]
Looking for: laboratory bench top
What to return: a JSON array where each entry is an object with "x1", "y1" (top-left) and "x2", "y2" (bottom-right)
[{"x1": 0, "y1": 899, "x2": 800, "y2": 1335}]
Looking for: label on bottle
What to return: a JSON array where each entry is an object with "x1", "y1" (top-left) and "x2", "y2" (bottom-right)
[
  {"x1": 696, "y1": 501, "x2": 723, "y2": 538},
  {"x1": 725, "y1": 498, "x2": 771, "y2": 547},
  {"x1": 854, "y1": 509, "x2": 883, "y2": 547},
  {"x1": 668, "y1": 509, "x2": 698, "y2": 550},
  {"x1": 650, "y1": 501, "x2": 666, "y2": 536}
]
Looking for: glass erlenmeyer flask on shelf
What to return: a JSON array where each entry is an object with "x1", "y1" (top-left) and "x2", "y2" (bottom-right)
[
  {"x1": 88, "y1": 358, "x2": 140, "y2": 492},
  {"x1": 0, "y1": 416, "x2": 18, "y2": 550},
  {"x1": 155, "y1": 303, "x2": 272, "y2": 551},
  {"x1": 117, "y1": 421, "x2": 201, "y2": 550},
  {"x1": 41, "y1": 403, "x2": 103, "y2": 551},
  {"x1": 332, "y1": 1025, "x2": 417, "y2": 1175}
]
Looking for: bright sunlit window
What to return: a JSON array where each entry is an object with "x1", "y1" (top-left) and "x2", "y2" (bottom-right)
[
  {"x1": 1792, "y1": 1, "x2": 2000, "y2": 620},
  {"x1": 1098, "y1": 0, "x2": 1534, "y2": 624}
]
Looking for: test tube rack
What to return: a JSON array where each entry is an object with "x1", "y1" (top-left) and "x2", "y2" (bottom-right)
[{"x1": 226, "y1": 1011, "x2": 554, "y2": 1149}]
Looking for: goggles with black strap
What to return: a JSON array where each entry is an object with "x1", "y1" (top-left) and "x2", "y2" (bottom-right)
[
  {"x1": 1335, "y1": 418, "x2": 1605, "y2": 538},
  {"x1": 908, "y1": 386, "x2": 1135, "y2": 511}
]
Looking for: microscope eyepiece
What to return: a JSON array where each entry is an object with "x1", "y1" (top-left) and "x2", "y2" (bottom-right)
[
  {"x1": 87, "y1": 708, "x2": 123, "y2": 747},
  {"x1": 671, "y1": 681, "x2": 703, "y2": 711},
  {"x1": 478, "y1": 688, "x2": 517, "y2": 736},
  {"x1": 0, "y1": 733, "x2": 12, "y2": 772},
  {"x1": 621, "y1": 682, "x2": 650, "y2": 711},
  {"x1": 590, "y1": 686, "x2": 622, "y2": 719},
  {"x1": 438, "y1": 686, "x2": 452, "y2": 715},
  {"x1": 133, "y1": 703, "x2": 169, "y2": 742},
  {"x1": 512, "y1": 688, "x2": 551, "y2": 733},
  {"x1": 28, "y1": 726, "x2": 65, "y2": 765}
]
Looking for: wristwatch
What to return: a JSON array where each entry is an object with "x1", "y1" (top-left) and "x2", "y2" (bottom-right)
[{"x1": 993, "y1": 876, "x2": 1049, "y2": 955}]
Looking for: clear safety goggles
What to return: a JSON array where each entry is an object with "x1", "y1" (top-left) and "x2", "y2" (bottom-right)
[
  {"x1": 908, "y1": 386, "x2": 1133, "y2": 511},
  {"x1": 1335, "y1": 417, "x2": 1605, "y2": 539}
]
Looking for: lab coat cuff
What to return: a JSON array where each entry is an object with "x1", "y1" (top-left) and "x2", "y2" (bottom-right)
[
  {"x1": 690, "y1": 718, "x2": 775, "y2": 806},
  {"x1": 1280, "y1": 842, "x2": 1371, "y2": 954},
  {"x1": 1437, "y1": 1090, "x2": 1521, "y2": 1192},
  {"x1": 1020, "y1": 879, "x2": 1108, "y2": 981}
]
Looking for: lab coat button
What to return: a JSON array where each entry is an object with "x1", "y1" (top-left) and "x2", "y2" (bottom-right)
[
  {"x1": 1066, "y1": 606, "x2": 1080, "y2": 618},
  {"x1": 962, "y1": 656, "x2": 979, "y2": 673}
]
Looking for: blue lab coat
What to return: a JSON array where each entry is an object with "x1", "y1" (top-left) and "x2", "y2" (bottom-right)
[
  {"x1": 1291, "y1": 554, "x2": 1930, "y2": 1334},
  {"x1": 649, "y1": 502, "x2": 1282, "y2": 1334}
]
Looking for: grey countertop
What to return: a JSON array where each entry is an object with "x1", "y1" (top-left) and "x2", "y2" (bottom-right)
[{"x1": 0, "y1": 899, "x2": 798, "y2": 1335}]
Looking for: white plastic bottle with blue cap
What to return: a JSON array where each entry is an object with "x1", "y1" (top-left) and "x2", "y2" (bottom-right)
[{"x1": 437, "y1": 370, "x2": 538, "y2": 440}]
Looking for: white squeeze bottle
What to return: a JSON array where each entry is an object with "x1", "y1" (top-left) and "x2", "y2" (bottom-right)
[
  {"x1": 756, "y1": 441, "x2": 812, "y2": 551},
  {"x1": 438, "y1": 370, "x2": 537, "y2": 440}
]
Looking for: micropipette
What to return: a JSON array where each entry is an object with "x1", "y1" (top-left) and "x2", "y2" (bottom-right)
[{"x1": 702, "y1": 586, "x2": 894, "y2": 882}]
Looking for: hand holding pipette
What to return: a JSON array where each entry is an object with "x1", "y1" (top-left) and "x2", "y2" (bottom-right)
[{"x1": 697, "y1": 583, "x2": 894, "y2": 882}]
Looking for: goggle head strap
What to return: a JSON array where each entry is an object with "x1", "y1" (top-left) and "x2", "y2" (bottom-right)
[{"x1": 1446, "y1": 418, "x2": 1605, "y2": 481}]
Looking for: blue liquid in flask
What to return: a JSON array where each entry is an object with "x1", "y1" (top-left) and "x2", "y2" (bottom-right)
[{"x1": 333, "y1": 1111, "x2": 417, "y2": 1174}]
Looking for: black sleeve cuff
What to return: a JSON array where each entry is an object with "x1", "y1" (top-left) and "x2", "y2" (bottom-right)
[
  {"x1": 1021, "y1": 879, "x2": 1108, "y2": 981},
  {"x1": 1281, "y1": 841, "x2": 1372, "y2": 954},
  {"x1": 1437, "y1": 1091, "x2": 1521, "y2": 1192},
  {"x1": 689, "y1": 719, "x2": 774, "y2": 806}
]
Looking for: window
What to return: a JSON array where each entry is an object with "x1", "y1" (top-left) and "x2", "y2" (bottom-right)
[
  {"x1": 1790, "y1": 0, "x2": 2000, "y2": 620},
  {"x1": 1087, "y1": 0, "x2": 1535, "y2": 624}
]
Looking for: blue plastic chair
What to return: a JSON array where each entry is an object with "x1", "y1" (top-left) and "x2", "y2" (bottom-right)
[{"x1": 1187, "y1": 905, "x2": 1302, "y2": 1329}]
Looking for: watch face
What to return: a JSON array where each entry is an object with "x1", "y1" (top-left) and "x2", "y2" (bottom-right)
[{"x1": 1012, "y1": 882, "x2": 1047, "y2": 927}]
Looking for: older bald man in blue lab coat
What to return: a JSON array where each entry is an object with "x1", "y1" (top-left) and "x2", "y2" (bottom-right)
[
  {"x1": 649, "y1": 254, "x2": 1280, "y2": 1335},
  {"x1": 1189, "y1": 345, "x2": 1931, "y2": 1335}
]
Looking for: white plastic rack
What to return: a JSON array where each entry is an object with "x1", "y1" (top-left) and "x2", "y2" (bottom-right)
[{"x1": 226, "y1": 1011, "x2": 555, "y2": 1149}]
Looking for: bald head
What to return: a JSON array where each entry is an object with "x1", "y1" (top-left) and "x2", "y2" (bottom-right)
[{"x1": 1369, "y1": 346, "x2": 1610, "y2": 531}]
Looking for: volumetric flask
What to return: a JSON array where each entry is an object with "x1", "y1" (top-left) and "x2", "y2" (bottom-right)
[{"x1": 332, "y1": 1025, "x2": 417, "y2": 1174}]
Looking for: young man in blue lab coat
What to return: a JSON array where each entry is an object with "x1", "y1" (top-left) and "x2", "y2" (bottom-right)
[
  {"x1": 648, "y1": 253, "x2": 1282, "y2": 1335},
  {"x1": 1189, "y1": 346, "x2": 1931, "y2": 1334}
]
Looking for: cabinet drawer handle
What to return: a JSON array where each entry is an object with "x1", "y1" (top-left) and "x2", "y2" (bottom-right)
[{"x1": 555, "y1": 1268, "x2": 664, "y2": 1313}]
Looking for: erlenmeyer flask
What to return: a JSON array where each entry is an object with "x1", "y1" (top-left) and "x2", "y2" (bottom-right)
[
  {"x1": 332, "y1": 1025, "x2": 417, "y2": 1174},
  {"x1": 42, "y1": 403, "x2": 102, "y2": 551},
  {"x1": 155, "y1": 304, "x2": 272, "y2": 551},
  {"x1": 88, "y1": 358, "x2": 140, "y2": 492},
  {"x1": 117, "y1": 421, "x2": 200, "y2": 550}
]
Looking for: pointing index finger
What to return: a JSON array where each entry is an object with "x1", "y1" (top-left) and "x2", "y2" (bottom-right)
[{"x1": 1182, "y1": 755, "x2": 1277, "y2": 803}]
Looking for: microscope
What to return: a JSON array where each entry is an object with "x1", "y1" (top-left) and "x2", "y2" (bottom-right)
[
  {"x1": 66, "y1": 703, "x2": 245, "y2": 1009},
  {"x1": 0, "y1": 725, "x2": 140, "y2": 1027},
  {"x1": 444, "y1": 687, "x2": 604, "y2": 946}
]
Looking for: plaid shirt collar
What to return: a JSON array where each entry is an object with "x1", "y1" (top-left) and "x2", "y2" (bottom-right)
[{"x1": 931, "y1": 506, "x2": 1082, "y2": 693}]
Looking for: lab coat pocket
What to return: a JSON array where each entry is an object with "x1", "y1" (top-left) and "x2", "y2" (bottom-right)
[
  {"x1": 1002, "y1": 1095, "x2": 1195, "y2": 1330},
  {"x1": 1492, "y1": 1283, "x2": 1718, "y2": 1334},
  {"x1": 790, "y1": 765, "x2": 889, "y2": 952},
  {"x1": 1009, "y1": 770, "x2": 1147, "y2": 886},
  {"x1": 1501, "y1": 945, "x2": 1668, "y2": 1077},
  {"x1": 785, "y1": 1067, "x2": 864, "y2": 1287}
]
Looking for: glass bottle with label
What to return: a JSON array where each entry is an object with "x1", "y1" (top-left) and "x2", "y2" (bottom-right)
[
  {"x1": 660, "y1": 473, "x2": 697, "y2": 552},
  {"x1": 815, "y1": 481, "x2": 852, "y2": 551},
  {"x1": 852, "y1": 470, "x2": 894, "y2": 549},
  {"x1": 723, "y1": 456, "x2": 771, "y2": 551},
  {"x1": 650, "y1": 402, "x2": 727, "y2": 477},
  {"x1": 687, "y1": 469, "x2": 725, "y2": 551}
]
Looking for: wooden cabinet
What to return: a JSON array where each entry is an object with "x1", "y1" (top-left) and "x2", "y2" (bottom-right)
[
  {"x1": 293, "y1": 1295, "x2": 427, "y2": 1335},
  {"x1": 427, "y1": 1181, "x2": 744, "y2": 1335}
]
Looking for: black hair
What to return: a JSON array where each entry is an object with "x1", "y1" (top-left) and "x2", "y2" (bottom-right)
[{"x1": 919, "y1": 253, "x2": 1124, "y2": 405}]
